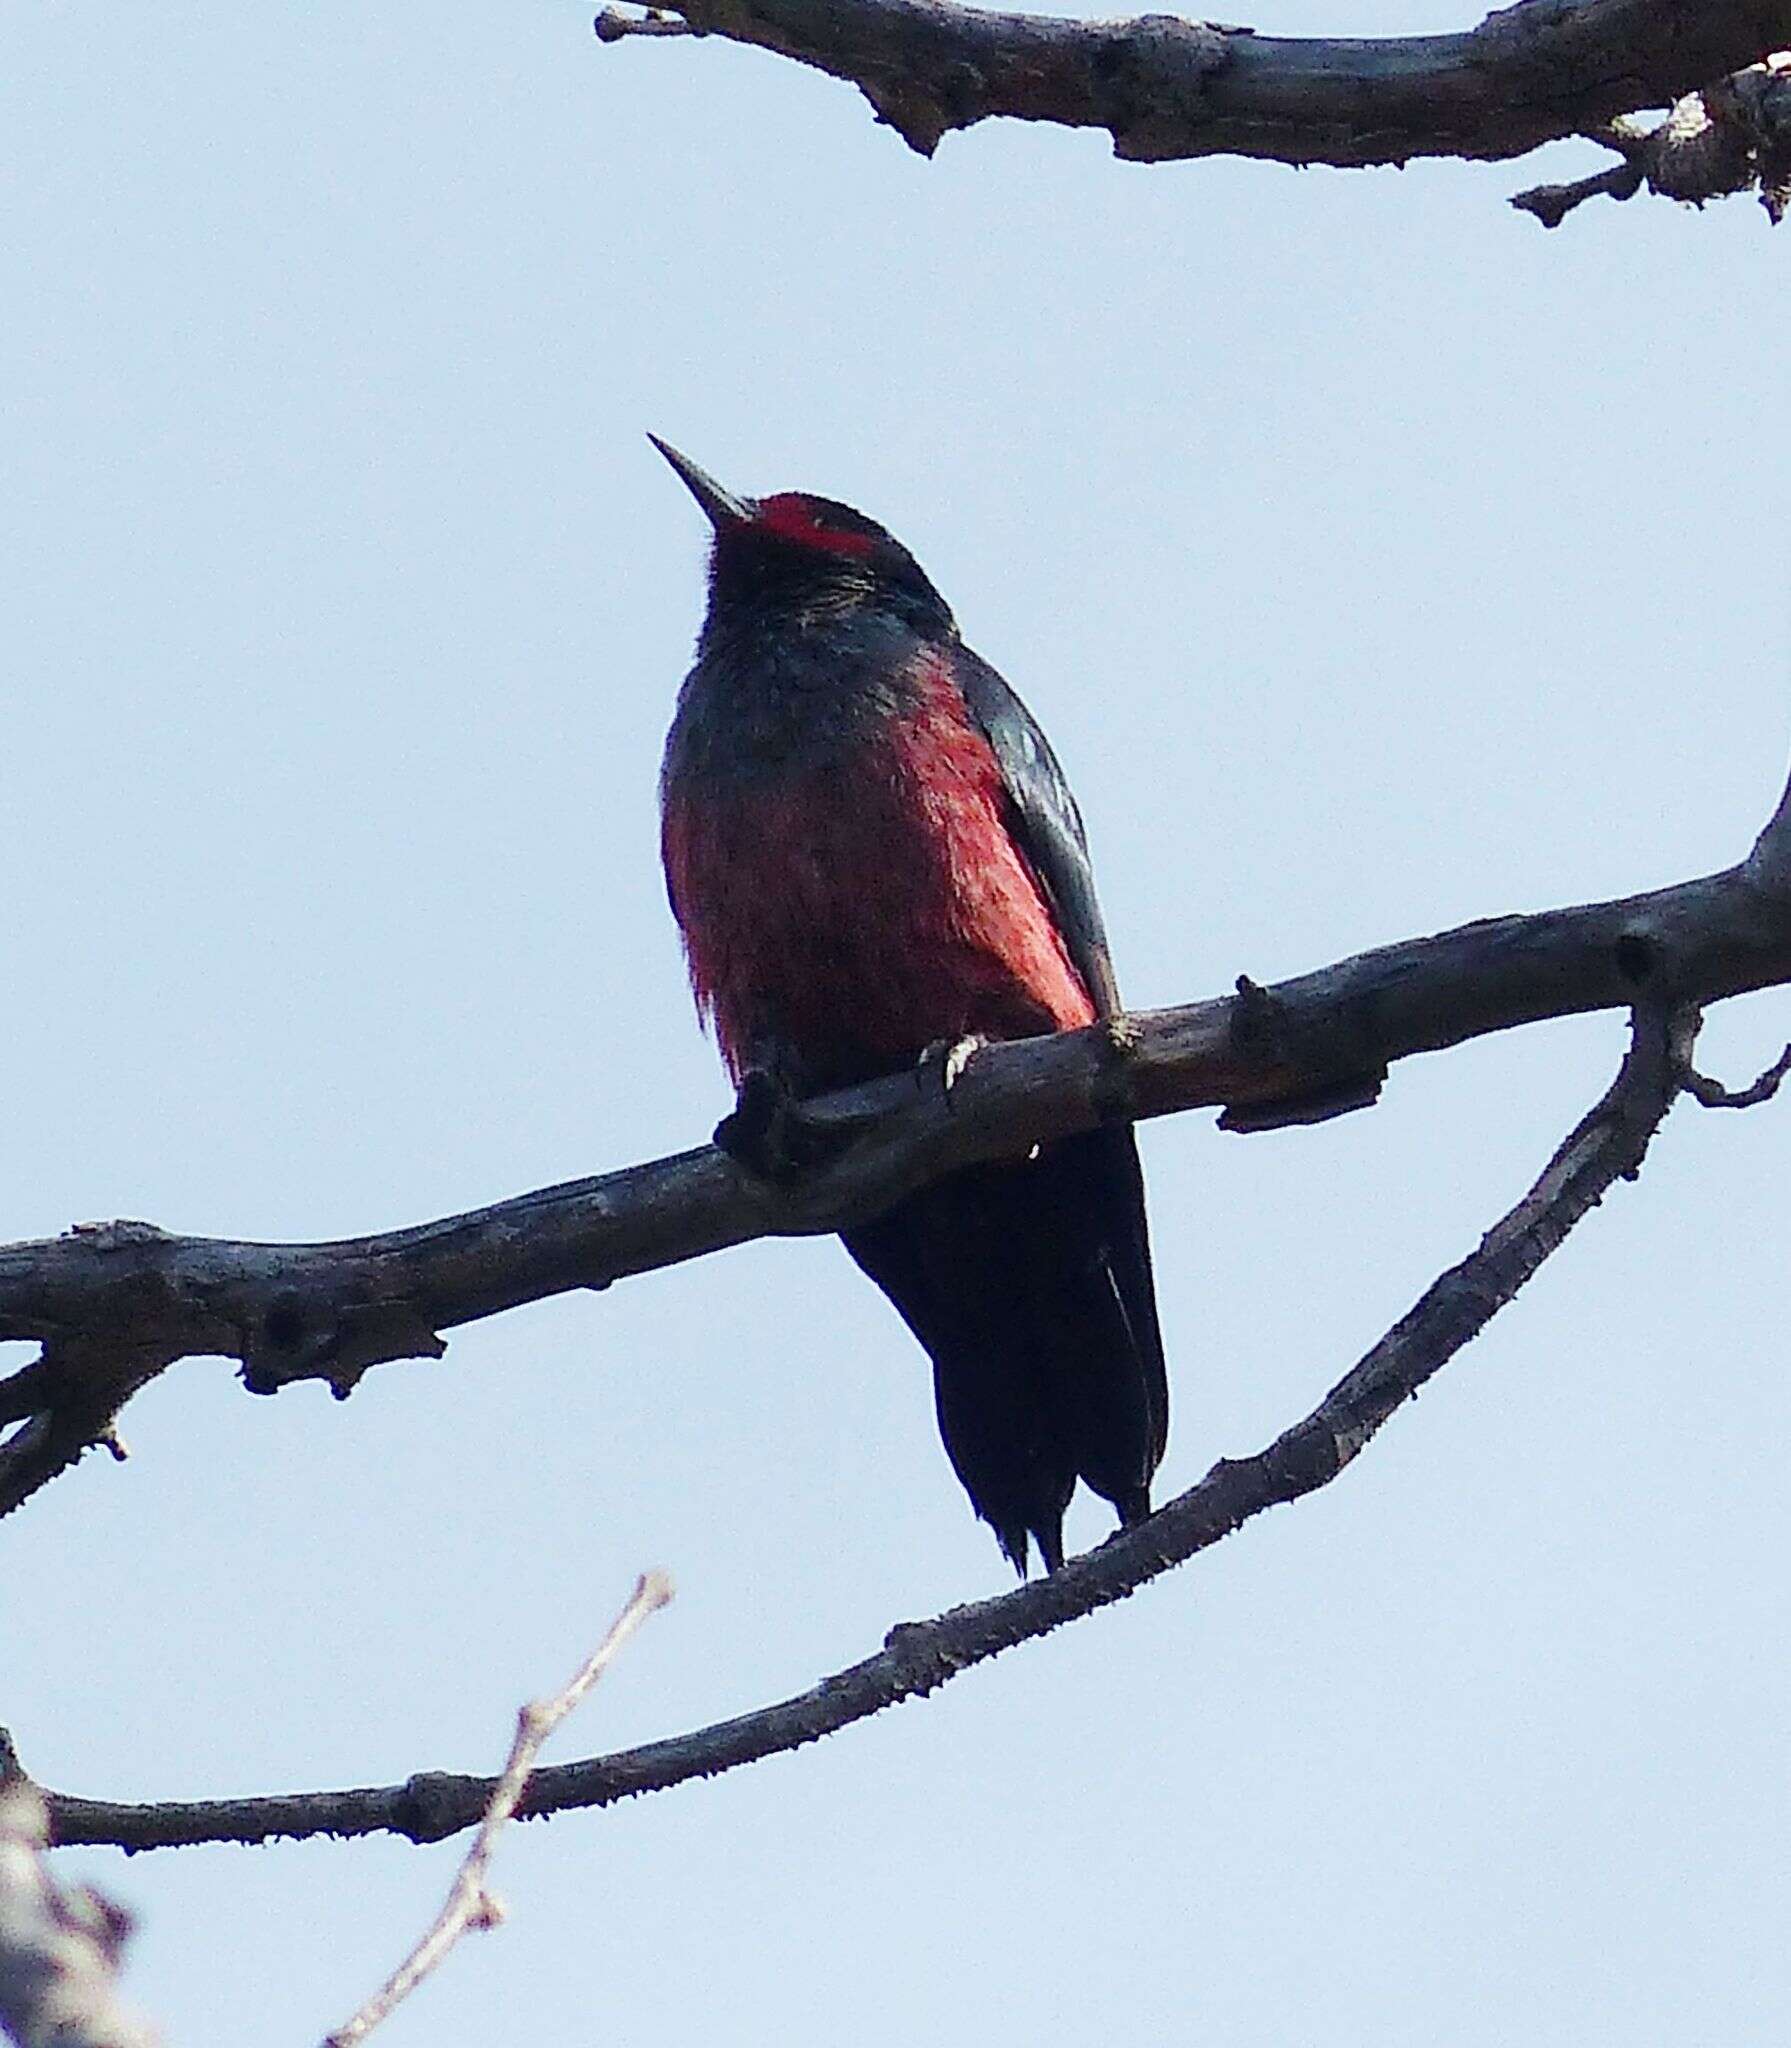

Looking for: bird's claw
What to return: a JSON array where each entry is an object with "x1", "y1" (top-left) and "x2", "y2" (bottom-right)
[
  {"x1": 916, "y1": 1034, "x2": 985, "y2": 1107},
  {"x1": 715, "y1": 1068, "x2": 860, "y2": 1185}
]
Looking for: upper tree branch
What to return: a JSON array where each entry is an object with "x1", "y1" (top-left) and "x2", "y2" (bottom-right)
[
  {"x1": 32, "y1": 1003, "x2": 1689, "y2": 1852},
  {"x1": 6, "y1": 805, "x2": 1791, "y2": 1519},
  {"x1": 1512, "y1": 50, "x2": 1791, "y2": 223},
  {"x1": 594, "y1": 0, "x2": 1791, "y2": 170}
]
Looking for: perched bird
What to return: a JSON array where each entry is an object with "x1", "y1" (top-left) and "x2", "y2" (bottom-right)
[{"x1": 655, "y1": 439, "x2": 1167, "y2": 1572}]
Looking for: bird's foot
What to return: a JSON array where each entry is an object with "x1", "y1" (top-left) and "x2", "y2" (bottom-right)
[{"x1": 715, "y1": 1068, "x2": 860, "y2": 1186}]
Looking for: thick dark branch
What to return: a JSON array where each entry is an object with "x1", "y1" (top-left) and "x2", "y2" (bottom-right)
[
  {"x1": 33, "y1": 1005, "x2": 1687, "y2": 1852},
  {"x1": 5, "y1": 821, "x2": 1791, "y2": 1518},
  {"x1": 1512, "y1": 52, "x2": 1791, "y2": 222},
  {"x1": 593, "y1": 0, "x2": 1791, "y2": 169}
]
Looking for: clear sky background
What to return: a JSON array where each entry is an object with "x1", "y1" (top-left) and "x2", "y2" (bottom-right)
[{"x1": 6, "y1": 3, "x2": 1790, "y2": 2042}]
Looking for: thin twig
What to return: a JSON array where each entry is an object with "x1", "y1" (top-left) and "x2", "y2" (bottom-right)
[
  {"x1": 1509, "y1": 152, "x2": 1645, "y2": 226},
  {"x1": 322, "y1": 1571, "x2": 673, "y2": 2048},
  {"x1": 39, "y1": 1009, "x2": 1684, "y2": 1854},
  {"x1": 1679, "y1": 1037, "x2": 1791, "y2": 1108}
]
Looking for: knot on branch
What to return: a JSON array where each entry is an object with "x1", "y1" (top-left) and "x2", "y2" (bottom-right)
[
  {"x1": 397, "y1": 1771, "x2": 487, "y2": 1846},
  {"x1": 1264, "y1": 1416, "x2": 1353, "y2": 1496},
  {"x1": 593, "y1": 6, "x2": 699, "y2": 44},
  {"x1": 880, "y1": 1616, "x2": 986, "y2": 1694},
  {"x1": 1647, "y1": 83, "x2": 1757, "y2": 203},
  {"x1": 67, "y1": 1218, "x2": 171, "y2": 1250},
  {"x1": 1106, "y1": 16, "x2": 1232, "y2": 162},
  {"x1": 1717, "y1": 52, "x2": 1791, "y2": 221},
  {"x1": 239, "y1": 1296, "x2": 447, "y2": 1401},
  {"x1": 1217, "y1": 976, "x2": 1388, "y2": 1132},
  {"x1": 858, "y1": 62, "x2": 982, "y2": 158},
  {"x1": 1477, "y1": 0, "x2": 1576, "y2": 32}
]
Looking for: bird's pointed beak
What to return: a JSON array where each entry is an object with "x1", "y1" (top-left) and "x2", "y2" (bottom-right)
[{"x1": 648, "y1": 435, "x2": 755, "y2": 530}]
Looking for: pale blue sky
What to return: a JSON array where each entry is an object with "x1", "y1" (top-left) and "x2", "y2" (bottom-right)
[{"x1": 6, "y1": 4, "x2": 1790, "y2": 2042}]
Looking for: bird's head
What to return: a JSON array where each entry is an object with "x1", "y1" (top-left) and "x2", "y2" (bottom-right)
[{"x1": 650, "y1": 436, "x2": 952, "y2": 635}]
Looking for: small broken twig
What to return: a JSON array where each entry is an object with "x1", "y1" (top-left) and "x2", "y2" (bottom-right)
[
  {"x1": 322, "y1": 1570, "x2": 674, "y2": 2048},
  {"x1": 1677, "y1": 1037, "x2": 1791, "y2": 1109}
]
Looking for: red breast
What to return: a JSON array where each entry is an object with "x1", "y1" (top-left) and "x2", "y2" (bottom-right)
[{"x1": 662, "y1": 653, "x2": 1093, "y2": 1085}]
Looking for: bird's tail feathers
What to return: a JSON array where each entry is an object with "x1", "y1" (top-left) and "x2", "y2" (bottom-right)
[{"x1": 844, "y1": 1127, "x2": 1167, "y2": 1573}]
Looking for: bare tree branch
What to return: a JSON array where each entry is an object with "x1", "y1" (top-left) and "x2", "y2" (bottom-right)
[
  {"x1": 1508, "y1": 145, "x2": 1647, "y2": 226},
  {"x1": 591, "y1": 0, "x2": 1791, "y2": 184},
  {"x1": 1678, "y1": 1036, "x2": 1791, "y2": 1107},
  {"x1": 1512, "y1": 52, "x2": 1791, "y2": 223},
  {"x1": 322, "y1": 1573, "x2": 673, "y2": 2048},
  {"x1": 0, "y1": 1331, "x2": 177, "y2": 1525},
  {"x1": 0, "y1": 1783, "x2": 158, "y2": 2048},
  {"x1": 31, "y1": 1004, "x2": 1690, "y2": 1854},
  {"x1": 6, "y1": 792, "x2": 1791, "y2": 1521}
]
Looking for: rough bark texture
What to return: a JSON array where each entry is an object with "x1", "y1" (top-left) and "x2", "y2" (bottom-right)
[
  {"x1": 594, "y1": 0, "x2": 1791, "y2": 183},
  {"x1": 1512, "y1": 51, "x2": 1791, "y2": 221},
  {"x1": 23, "y1": 1004, "x2": 1689, "y2": 1852},
  {"x1": 6, "y1": 810, "x2": 1791, "y2": 1521}
]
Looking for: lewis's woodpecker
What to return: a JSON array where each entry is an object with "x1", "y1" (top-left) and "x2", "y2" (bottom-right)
[{"x1": 654, "y1": 440, "x2": 1168, "y2": 1572}]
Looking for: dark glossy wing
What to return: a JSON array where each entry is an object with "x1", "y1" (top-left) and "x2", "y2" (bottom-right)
[
  {"x1": 845, "y1": 1132, "x2": 1166, "y2": 1575},
  {"x1": 870, "y1": 641, "x2": 1169, "y2": 1572},
  {"x1": 951, "y1": 644, "x2": 1121, "y2": 1017}
]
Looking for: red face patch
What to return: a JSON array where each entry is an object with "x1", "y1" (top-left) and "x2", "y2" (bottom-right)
[{"x1": 754, "y1": 493, "x2": 879, "y2": 561}]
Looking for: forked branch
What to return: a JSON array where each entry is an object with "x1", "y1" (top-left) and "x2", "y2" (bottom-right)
[
  {"x1": 7, "y1": 789, "x2": 1791, "y2": 1522},
  {"x1": 593, "y1": 0, "x2": 1791, "y2": 212},
  {"x1": 31, "y1": 1003, "x2": 1692, "y2": 1852},
  {"x1": 1512, "y1": 53, "x2": 1791, "y2": 223}
]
